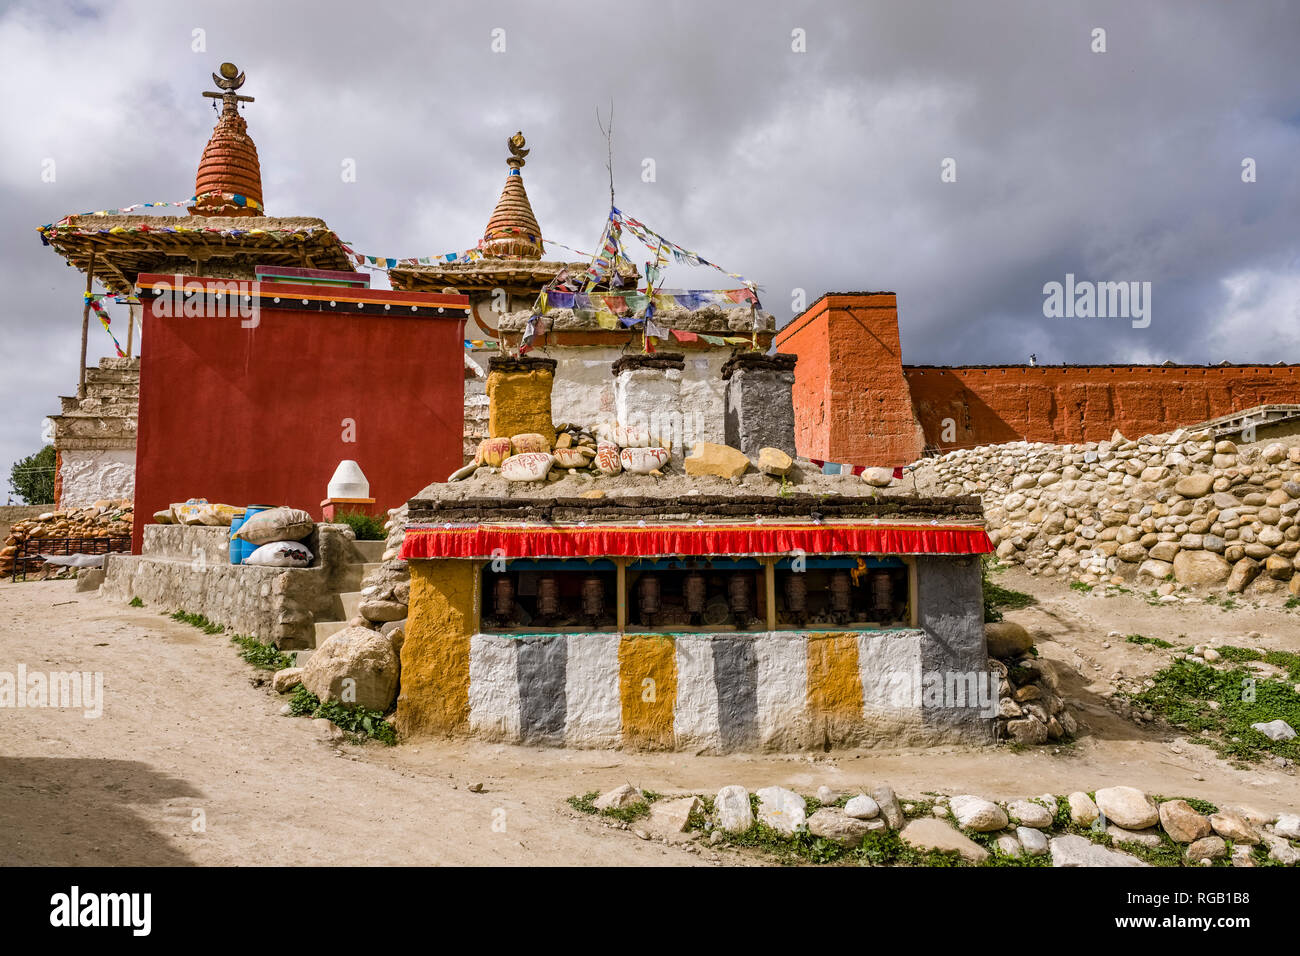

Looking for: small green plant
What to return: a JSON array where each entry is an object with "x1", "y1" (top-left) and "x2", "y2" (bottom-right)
[
  {"x1": 128, "y1": 596, "x2": 144, "y2": 608},
  {"x1": 980, "y1": 557, "x2": 1036, "y2": 623},
  {"x1": 1126, "y1": 634, "x2": 1173, "y2": 649},
  {"x1": 1284, "y1": 596, "x2": 1299, "y2": 610},
  {"x1": 287, "y1": 685, "x2": 396, "y2": 745},
  {"x1": 332, "y1": 510, "x2": 386, "y2": 541},
  {"x1": 170, "y1": 609, "x2": 225, "y2": 634},
  {"x1": 1069, "y1": 580, "x2": 1094, "y2": 594},
  {"x1": 230, "y1": 633, "x2": 295, "y2": 671}
]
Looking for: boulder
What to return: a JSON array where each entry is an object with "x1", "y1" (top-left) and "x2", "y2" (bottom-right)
[
  {"x1": 593, "y1": 442, "x2": 622, "y2": 476},
  {"x1": 985, "y1": 621, "x2": 1033, "y2": 659},
  {"x1": 950, "y1": 794, "x2": 1009, "y2": 832},
  {"x1": 648, "y1": 796, "x2": 701, "y2": 835},
  {"x1": 871, "y1": 784, "x2": 904, "y2": 829},
  {"x1": 900, "y1": 818, "x2": 988, "y2": 864},
  {"x1": 300, "y1": 625, "x2": 400, "y2": 712},
  {"x1": 1172, "y1": 550, "x2": 1230, "y2": 586},
  {"x1": 359, "y1": 599, "x2": 407, "y2": 623},
  {"x1": 1107, "y1": 824, "x2": 1163, "y2": 848},
  {"x1": 1095, "y1": 786, "x2": 1159, "y2": 829},
  {"x1": 1158, "y1": 799, "x2": 1211, "y2": 843},
  {"x1": 807, "y1": 808, "x2": 873, "y2": 848},
  {"x1": 714, "y1": 785, "x2": 753, "y2": 832},
  {"x1": 1273, "y1": 813, "x2": 1300, "y2": 840},
  {"x1": 684, "y1": 442, "x2": 750, "y2": 479},
  {"x1": 861, "y1": 467, "x2": 894, "y2": 488},
  {"x1": 755, "y1": 786, "x2": 807, "y2": 836},
  {"x1": 1251, "y1": 719, "x2": 1296, "y2": 741},
  {"x1": 1017, "y1": 826, "x2": 1049, "y2": 856},
  {"x1": 1007, "y1": 799, "x2": 1054, "y2": 829},
  {"x1": 1187, "y1": 836, "x2": 1228, "y2": 861},
  {"x1": 1210, "y1": 810, "x2": 1261, "y2": 844},
  {"x1": 1227, "y1": 557, "x2": 1261, "y2": 593},
  {"x1": 844, "y1": 794, "x2": 880, "y2": 819},
  {"x1": 758, "y1": 447, "x2": 793, "y2": 477},
  {"x1": 593, "y1": 784, "x2": 645, "y2": 811},
  {"x1": 1050, "y1": 834, "x2": 1149, "y2": 867},
  {"x1": 272, "y1": 667, "x2": 304, "y2": 694}
]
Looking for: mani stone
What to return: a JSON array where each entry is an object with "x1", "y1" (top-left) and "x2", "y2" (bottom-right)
[
  {"x1": 1158, "y1": 799, "x2": 1212, "y2": 843},
  {"x1": 756, "y1": 786, "x2": 807, "y2": 836},
  {"x1": 722, "y1": 351, "x2": 796, "y2": 457},
  {"x1": 900, "y1": 818, "x2": 989, "y2": 864},
  {"x1": 1049, "y1": 834, "x2": 1149, "y2": 868},
  {"x1": 713, "y1": 785, "x2": 753, "y2": 833},
  {"x1": 949, "y1": 795, "x2": 1009, "y2": 831},
  {"x1": 684, "y1": 442, "x2": 750, "y2": 479},
  {"x1": 1094, "y1": 786, "x2": 1159, "y2": 829}
]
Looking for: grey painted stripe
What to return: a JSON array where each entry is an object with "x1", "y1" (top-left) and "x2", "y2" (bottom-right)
[
  {"x1": 517, "y1": 634, "x2": 568, "y2": 744},
  {"x1": 712, "y1": 637, "x2": 758, "y2": 751}
]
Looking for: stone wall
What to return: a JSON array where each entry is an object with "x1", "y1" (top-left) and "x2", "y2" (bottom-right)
[
  {"x1": 0, "y1": 505, "x2": 46, "y2": 544},
  {"x1": 101, "y1": 524, "x2": 365, "y2": 649},
  {"x1": 914, "y1": 430, "x2": 1300, "y2": 598}
]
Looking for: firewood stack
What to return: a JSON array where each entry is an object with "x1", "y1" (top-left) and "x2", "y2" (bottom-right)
[{"x1": 0, "y1": 499, "x2": 133, "y2": 580}]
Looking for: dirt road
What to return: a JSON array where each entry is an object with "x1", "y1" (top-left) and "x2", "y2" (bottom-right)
[{"x1": 1, "y1": 573, "x2": 1296, "y2": 866}]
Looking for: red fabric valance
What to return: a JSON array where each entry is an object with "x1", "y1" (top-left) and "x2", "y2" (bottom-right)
[{"x1": 400, "y1": 522, "x2": 993, "y2": 560}]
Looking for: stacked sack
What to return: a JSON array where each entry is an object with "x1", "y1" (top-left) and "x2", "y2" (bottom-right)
[
  {"x1": 0, "y1": 499, "x2": 133, "y2": 579},
  {"x1": 155, "y1": 498, "x2": 243, "y2": 526},
  {"x1": 232, "y1": 507, "x2": 316, "y2": 568}
]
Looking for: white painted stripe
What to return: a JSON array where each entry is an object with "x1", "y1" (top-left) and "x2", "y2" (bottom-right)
[
  {"x1": 754, "y1": 632, "x2": 808, "y2": 749},
  {"x1": 857, "y1": 629, "x2": 924, "y2": 718},
  {"x1": 468, "y1": 633, "x2": 521, "y2": 740},
  {"x1": 563, "y1": 634, "x2": 622, "y2": 748},
  {"x1": 673, "y1": 635, "x2": 722, "y2": 751}
]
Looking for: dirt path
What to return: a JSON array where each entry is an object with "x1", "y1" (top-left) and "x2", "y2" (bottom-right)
[{"x1": 1, "y1": 575, "x2": 1296, "y2": 866}]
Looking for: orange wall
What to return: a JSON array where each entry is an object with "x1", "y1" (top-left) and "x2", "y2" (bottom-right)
[
  {"x1": 905, "y1": 365, "x2": 1300, "y2": 449},
  {"x1": 774, "y1": 293, "x2": 923, "y2": 467}
]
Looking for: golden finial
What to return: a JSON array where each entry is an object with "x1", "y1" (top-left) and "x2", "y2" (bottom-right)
[{"x1": 507, "y1": 131, "x2": 529, "y2": 169}]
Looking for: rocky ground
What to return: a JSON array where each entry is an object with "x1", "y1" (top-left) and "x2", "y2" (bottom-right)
[{"x1": 2, "y1": 568, "x2": 1298, "y2": 866}]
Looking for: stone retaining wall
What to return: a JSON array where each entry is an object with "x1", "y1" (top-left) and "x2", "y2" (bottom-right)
[
  {"x1": 914, "y1": 430, "x2": 1300, "y2": 598},
  {"x1": 102, "y1": 524, "x2": 364, "y2": 649}
]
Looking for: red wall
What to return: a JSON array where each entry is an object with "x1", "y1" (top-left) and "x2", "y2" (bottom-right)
[
  {"x1": 132, "y1": 275, "x2": 468, "y2": 551},
  {"x1": 905, "y1": 365, "x2": 1300, "y2": 450},
  {"x1": 774, "y1": 293, "x2": 923, "y2": 467}
]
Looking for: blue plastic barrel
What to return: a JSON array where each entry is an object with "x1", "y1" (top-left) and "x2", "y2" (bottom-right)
[{"x1": 229, "y1": 504, "x2": 272, "y2": 565}]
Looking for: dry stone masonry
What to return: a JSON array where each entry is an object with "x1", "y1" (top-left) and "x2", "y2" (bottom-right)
[{"x1": 912, "y1": 429, "x2": 1300, "y2": 599}]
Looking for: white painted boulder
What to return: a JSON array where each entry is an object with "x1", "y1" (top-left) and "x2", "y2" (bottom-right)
[
  {"x1": 501, "y1": 452, "x2": 554, "y2": 482},
  {"x1": 619, "y1": 447, "x2": 670, "y2": 474}
]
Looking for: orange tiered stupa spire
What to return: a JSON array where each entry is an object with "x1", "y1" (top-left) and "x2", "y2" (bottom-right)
[
  {"x1": 189, "y1": 62, "x2": 264, "y2": 217},
  {"x1": 481, "y1": 131, "x2": 542, "y2": 259}
]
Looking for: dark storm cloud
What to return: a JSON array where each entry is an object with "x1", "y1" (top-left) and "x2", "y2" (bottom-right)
[{"x1": 2, "y1": 0, "x2": 1298, "y2": 477}]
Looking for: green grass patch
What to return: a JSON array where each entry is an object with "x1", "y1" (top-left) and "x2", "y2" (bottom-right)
[
  {"x1": 169, "y1": 609, "x2": 225, "y2": 634},
  {"x1": 981, "y1": 557, "x2": 1037, "y2": 623},
  {"x1": 1215, "y1": 646, "x2": 1300, "y2": 681},
  {"x1": 128, "y1": 596, "x2": 144, "y2": 608},
  {"x1": 230, "y1": 633, "x2": 295, "y2": 671},
  {"x1": 1069, "y1": 580, "x2": 1094, "y2": 594},
  {"x1": 1126, "y1": 634, "x2": 1173, "y2": 649},
  {"x1": 1125, "y1": 657, "x2": 1300, "y2": 764},
  {"x1": 287, "y1": 685, "x2": 396, "y2": 745}
]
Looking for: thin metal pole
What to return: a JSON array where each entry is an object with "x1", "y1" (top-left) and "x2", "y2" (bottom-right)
[
  {"x1": 125, "y1": 303, "x2": 135, "y2": 359},
  {"x1": 78, "y1": 251, "x2": 95, "y2": 398}
]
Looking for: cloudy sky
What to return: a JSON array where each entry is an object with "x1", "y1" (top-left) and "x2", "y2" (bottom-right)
[{"x1": 2, "y1": 0, "x2": 1298, "y2": 489}]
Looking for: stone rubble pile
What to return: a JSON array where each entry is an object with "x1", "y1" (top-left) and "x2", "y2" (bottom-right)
[
  {"x1": 355, "y1": 504, "x2": 411, "y2": 632},
  {"x1": 0, "y1": 499, "x2": 133, "y2": 579},
  {"x1": 985, "y1": 620, "x2": 1078, "y2": 744},
  {"x1": 913, "y1": 430, "x2": 1300, "y2": 597},
  {"x1": 585, "y1": 781, "x2": 1300, "y2": 867}
]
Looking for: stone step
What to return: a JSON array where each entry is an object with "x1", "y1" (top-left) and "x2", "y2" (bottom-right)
[
  {"x1": 289, "y1": 647, "x2": 314, "y2": 667},
  {"x1": 338, "y1": 591, "x2": 363, "y2": 620},
  {"x1": 84, "y1": 367, "x2": 140, "y2": 386},
  {"x1": 313, "y1": 620, "x2": 346, "y2": 645},
  {"x1": 332, "y1": 561, "x2": 383, "y2": 592},
  {"x1": 352, "y1": 540, "x2": 386, "y2": 562}
]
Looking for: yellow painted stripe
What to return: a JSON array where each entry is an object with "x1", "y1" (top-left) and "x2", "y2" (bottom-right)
[
  {"x1": 618, "y1": 635, "x2": 678, "y2": 749},
  {"x1": 806, "y1": 634, "x2": 864, "y2": 720},
  {"x1": 394, "y1": 561, "x2": 475, "y2": 736}
]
